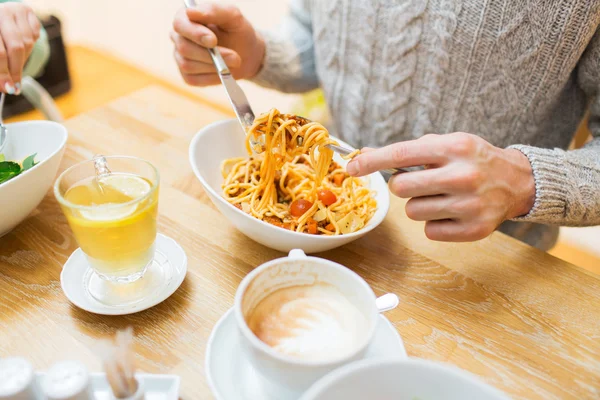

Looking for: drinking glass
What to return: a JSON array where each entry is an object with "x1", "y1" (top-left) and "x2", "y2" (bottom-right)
[{"x1": 54, "y1": 156, "x2": 159, "y2": 304}]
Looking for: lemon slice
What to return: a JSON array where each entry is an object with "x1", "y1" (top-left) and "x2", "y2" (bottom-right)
[
  {"x1": 79, "y1": 202, "x2": 138, "y2": 221},
  {"x1": 99, "y1": 174, "x2": 152, "y2": 199},
  {"x1": 78, "y1": 174, "x2": 151, "y2": 221}
]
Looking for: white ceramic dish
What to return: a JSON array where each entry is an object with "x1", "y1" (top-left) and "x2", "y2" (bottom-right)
[
  {"x1": 189, "y1": 119, "x2": 390, "y2": 253},
  {"x1": 0, "y1": 121, "x2": 68, "y2": 236},
  {"x1": 205, "y1": 308, "x2": 407, "y2": 400},
  {"x1": 33, "y1": 372, "x2": 180, "y2": 399},
  {"x1": 61, "y1": 234, "x2": 187, "y2": 315},
  {"x1": 300, "y1": 358, "x2": 511, "y2": 400}
]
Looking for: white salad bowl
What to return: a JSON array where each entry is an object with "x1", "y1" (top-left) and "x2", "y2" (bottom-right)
[
  {"x1": 300, "y1": 358, "x2": 511, "y2": 400},
  {"x1": 189, "y1": 119, "x2": 390, "y2": 253},
  {"x1": 0, "y1": 121, "x2": 68, "y2": 236}
]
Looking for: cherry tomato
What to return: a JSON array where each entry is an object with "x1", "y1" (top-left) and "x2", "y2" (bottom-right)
[
  {"x1": 290, "y1": 199, "x2": 313, "y2": 217},
  {"x1": 317, "y1": 189, "x2": 337, "y2": 206}
]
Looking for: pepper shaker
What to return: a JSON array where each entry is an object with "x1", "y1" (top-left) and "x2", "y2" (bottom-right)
[
  {"x1": 40, "y1": 361, "x2": 92, "y2": 400},
  {"x1": 0, "y1": 357, "x2": 42, "y2": 399}
]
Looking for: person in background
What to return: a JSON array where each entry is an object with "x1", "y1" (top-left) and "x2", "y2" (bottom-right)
[
  {"x1": 0, "y1": 0, "x2": 49, "y2": 95},
  {"x1": 170, "y1": 1, "x2": 600, "y2": 250}
]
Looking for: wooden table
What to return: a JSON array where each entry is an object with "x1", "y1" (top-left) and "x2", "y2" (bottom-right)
[{"x1": 1, "y1": 85, "x2": 599, "y2": 400}]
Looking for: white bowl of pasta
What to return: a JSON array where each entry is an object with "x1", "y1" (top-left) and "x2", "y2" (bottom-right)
[{"x1": 189, "y1": 115, "x2": 389, "y2": 253}]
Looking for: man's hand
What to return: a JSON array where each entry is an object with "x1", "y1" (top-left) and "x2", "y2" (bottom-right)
[
  {"x1": 347, "y1": 133, "x2": 536, "y2": 242},
  {"x1": 171, "y1": 2, "x2": 265, "y2": 86}
]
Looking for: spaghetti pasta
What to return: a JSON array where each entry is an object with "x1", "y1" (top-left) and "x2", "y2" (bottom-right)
[{"x1": 221, "y1": 109, "x2": 377, "y2": 235}]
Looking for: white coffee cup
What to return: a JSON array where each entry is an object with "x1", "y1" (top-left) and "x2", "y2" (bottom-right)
[{"x1": 234, "y1": 249, "x2": 379, "y2": 395}]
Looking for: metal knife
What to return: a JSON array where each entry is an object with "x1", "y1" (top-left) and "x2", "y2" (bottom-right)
[{"x1": 183, "y1": 0, "x2": 256, "y2": 135}]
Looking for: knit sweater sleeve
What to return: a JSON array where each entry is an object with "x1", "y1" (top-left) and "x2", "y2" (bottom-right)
[
  {"x1": 508, "y1": 30, "x2": 600, "y2": 227},
  {"x1": 250, "y1": 0, "x2": 319, "y2": 93}
]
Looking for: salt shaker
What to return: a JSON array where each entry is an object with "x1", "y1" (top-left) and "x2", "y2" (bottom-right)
[
  {"x1": 40, "y1": 361, "x2": 92, "y2": 400},
  {"x1": 0, "y1": 357, "x2": 42, "y2": 399}
]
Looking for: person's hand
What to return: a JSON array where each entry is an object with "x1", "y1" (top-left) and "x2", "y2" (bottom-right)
[
  {"x1": 0, "y1": 2, "x2": 40, "y2": 94},
  {"x1": 171, "y1": 2, "x2": 265, "y2": 86},
  {"x1": 346, "y1": 133, "x2": 536, "y2": 242}
]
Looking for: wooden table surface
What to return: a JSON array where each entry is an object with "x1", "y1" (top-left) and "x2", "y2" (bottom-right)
[{"x1": 1, "y1": 85, "x2": 599, "y2": 400}]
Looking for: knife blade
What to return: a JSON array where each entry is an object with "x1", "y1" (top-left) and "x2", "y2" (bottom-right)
[{"x1": 207, "y1": 48, "x2": 256, "y2": 131}]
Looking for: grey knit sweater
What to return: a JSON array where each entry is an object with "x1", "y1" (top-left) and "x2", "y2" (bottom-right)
[{"x1": 252, "y1": 0, "x2": 600, "y2": 250}]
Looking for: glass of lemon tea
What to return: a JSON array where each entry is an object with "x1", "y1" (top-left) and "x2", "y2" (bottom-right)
[{"x1": 55, "y1": 156, "x2": 159, "y2": 303}]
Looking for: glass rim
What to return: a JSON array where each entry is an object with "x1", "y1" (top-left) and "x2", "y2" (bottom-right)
[{"x1": 54, "y1": 155, "x2": 160, "y2": 211}]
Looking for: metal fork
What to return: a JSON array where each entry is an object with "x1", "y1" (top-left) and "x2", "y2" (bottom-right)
[{"x1": 326, "y1": 143, "x2": 421, "y2": 179}]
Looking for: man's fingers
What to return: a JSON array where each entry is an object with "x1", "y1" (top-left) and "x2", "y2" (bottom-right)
[
  {"x1": 171, "y1": 32, "x2": 241, "y2": 67},
  {"x1": 388, "y1": 167, "x2": 457, "y2": 198},
  {"x1": 171, "y1": 31, "x2": 211, "y2": 62},
  {"x1": 404, "y1": 195, "x2": 457, "y2": 221},
  {"x1": 424, "y1": 219, "x2": 491, "y2": 242},
  {"x1": 173, "y1": 7, "x2": 218, "y2": 47},
  {"x1": 186, "y1": 3, "x2": 245, "y2": 32},
  {"x1": 181, "y1": 72, "x2": 221, "y2": 86},
  {"x1": 348, "y1": 136, "x2": 446, "y2": 177},
  {"x1": 174, "y1": 51, "x2": 214, "y2": 74},
  {"x1": 175, "y1": 50, "x2": 240, "y2": 74}
]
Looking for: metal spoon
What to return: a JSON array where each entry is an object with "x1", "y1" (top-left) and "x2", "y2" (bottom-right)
[{"x1": 376, "y1": 293, "x2": 400, "y2": 313}]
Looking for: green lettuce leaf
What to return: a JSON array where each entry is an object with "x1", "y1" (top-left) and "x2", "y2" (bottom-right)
[
  {"x1": 22, "y1": 153, "x2": 37, "y2": 171},
  {"x1": 0, "y1": 161, "x2": 22, "y2": 184},
  {"x1": 0, "y1": 153, "x2": 37, "y2": 185}
]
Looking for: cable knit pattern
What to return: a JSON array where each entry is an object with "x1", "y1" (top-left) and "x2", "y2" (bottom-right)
[
  {"x1": 311, "y1": 0, "x2": 347, "y2": 125},
  {"x1": 373, "y1": 1, "x2": 426, "y2": 146},
  {"x1": 252, "y1": 0, "x2": 600, "y2": 251},
  {"x1": 412, "y1": 0, "x2": 461, "y2": 137},
  {"x1": 334, "y1": 2, "x2": 378, "y2": 146}
]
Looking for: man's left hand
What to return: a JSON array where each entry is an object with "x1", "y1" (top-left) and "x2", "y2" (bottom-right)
[{"x1": 346, "y1": 133, "x2": 536, "y2": 242}]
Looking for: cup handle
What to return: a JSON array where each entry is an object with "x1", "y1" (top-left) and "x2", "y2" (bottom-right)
[{"x1": 288, "y1": 249, "x2": 307, "y2": 259}]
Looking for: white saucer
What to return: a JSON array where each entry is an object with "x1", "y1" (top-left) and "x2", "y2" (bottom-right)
[
  {"x1": 205, "y1": 308, "x2": 407, "y2": 400},
  {"x1": 60, "y1": 234, "x2": 187, "y2": 315}
]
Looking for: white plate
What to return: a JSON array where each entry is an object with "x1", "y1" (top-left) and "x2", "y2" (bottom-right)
[
  {"x1": 34, "y1": 372, "x2": 180, "y2": 399},
  {"x1": 60, "y1": 234, "x2": 187, "y2": 315},
  {"x1": 205, "y1": 308, "x2": 407, "y2": 400}
]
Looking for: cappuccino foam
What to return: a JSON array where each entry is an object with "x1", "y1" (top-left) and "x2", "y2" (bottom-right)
[{"x1": 246, "y1": 283, "x2": 368, "y2": 361}]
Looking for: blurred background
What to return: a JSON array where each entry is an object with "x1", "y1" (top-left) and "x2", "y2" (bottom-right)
[
  {"x1": 26, "y1": 0, "x2": 302, "y2": 113},
  {"x1": 11, "y1": 0, "x2": 600, "y2": 273}
]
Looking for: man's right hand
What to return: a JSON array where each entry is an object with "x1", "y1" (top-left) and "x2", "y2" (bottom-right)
[{"x1": 171, "y1": 3, "x2": 265, "y2": 86}]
